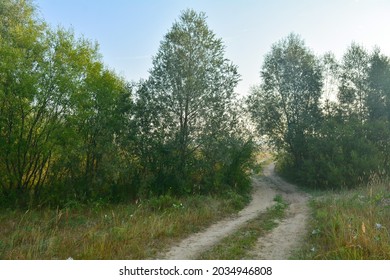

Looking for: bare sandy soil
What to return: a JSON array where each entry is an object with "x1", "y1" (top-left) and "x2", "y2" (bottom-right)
[
  {"x1": 250, "y1": 163, "x2": 309, "y2": 259},
  {"x1": 161, "y1": 162, "x2": 309, "y2": 260}
]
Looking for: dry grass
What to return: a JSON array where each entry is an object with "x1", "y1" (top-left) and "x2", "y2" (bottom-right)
[
  {"x1": 0, "y1": 194, "x2": 246, "y2": 259},
  {"x1": 294, "y1": 179, "x2": 390, "y2": 259}
]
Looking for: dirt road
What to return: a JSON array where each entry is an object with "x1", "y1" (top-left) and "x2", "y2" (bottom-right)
[
  {"x1": 161, "y1": 162, "x2": 309, "y2": 260},
  {"x1": 250, "y1": 163, "x2": 309, "y2": 259}
]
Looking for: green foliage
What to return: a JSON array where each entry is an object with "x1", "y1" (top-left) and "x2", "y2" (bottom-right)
[
  {"x1": 0, "y1": 3, "x2": 254, "y2": 208},
  {"x1": 366, "y1": 49, "x2": 390, "y2": 121},
  {"x1": 0, "y1": 0, "x2": 51, "y2": 206},
  {"x1": 142, "y1": 195, "x2": 183, "y2": 212},
  {"x1": 292, "y1": 123, "x2": 381, "y2": 189},
  {"x1": 250, "y1": 34, "x2": 390, "y2": 190},
  {"x1": 248, "y1": 33, "x2": 322, "y2": 169},
  {"x1": 338, "y1": 43, "x2": 370, "y2": 121},
  {"x1": 130, "y1": 9, "x2": 253, "y2": 197},
  {"x1": 0, "y1": 0, "x2": 132, "y2": 207},
  {"x1": 300, "y1": 46, "x2": 390, "y2": 189}
]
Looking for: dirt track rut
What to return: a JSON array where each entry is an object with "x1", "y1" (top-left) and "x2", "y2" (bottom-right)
[{"x1": 161, "y1": 162, "x2": 309, "y2": 260}]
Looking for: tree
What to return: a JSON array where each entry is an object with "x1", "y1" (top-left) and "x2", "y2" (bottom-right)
[
  {"x1": 338, "y1": 43, "x2": 370, "y2": 121},
  {"x1": 320, "y1": 52, "x2": 340, "y2": 109},
  {"x1": 365, "y1": 49, "x2": 390, "y2": 170},
  {"x1": 0, "y1": 0, "x2": 53, "y2": 204},
  {"x1": 138, "y1": 9, "x2": 242, "y2": 195},
  {"x1": 1, "y1": 4, "x2": 252, "y2": 206},
  {"x1": 43, "y1": 28, "x2": 132, "y2": 203},
  {"x1": 248, "y1": 33, "x2": 322, "y2": 168},
  {"x1": 366, "y1": 49, "x2": 390, "y2": 121},
  {"x1": 0, "y1": 0, "x2": 132, "y2": 206}
]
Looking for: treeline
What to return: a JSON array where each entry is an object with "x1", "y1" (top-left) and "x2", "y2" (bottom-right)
[
  {"x1": 3, "y1": 1, "x2": 389, "y2": 208},
  {"x1": 248, "y1": 34, "x2": 390, "y2": 189},
  {"x1": 0, "y1": 1, "x2": 254, "y2": 208}
]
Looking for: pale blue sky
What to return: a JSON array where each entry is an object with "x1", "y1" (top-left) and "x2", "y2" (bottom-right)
[{"x1": 35, "y1": 0, "x2": 390, "y2": 96}]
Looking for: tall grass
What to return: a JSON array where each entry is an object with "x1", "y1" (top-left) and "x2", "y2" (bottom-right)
[
  {"x1": 0, "y1": 194, "x2": 247, "y2": 259},
  {"x1": 295, "y1": 179, "x2": 390, "y2": 259}
]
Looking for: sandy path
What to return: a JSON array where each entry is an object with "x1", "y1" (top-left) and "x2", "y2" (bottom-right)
[
  {"x1": 161, "y1": 176, "x2": 278, "y2": 259},
  {"x1": 250, "y1": 163, "x2": 309, "y2": 259},
  {"x1": 161, "y1": 162, "x2": 309, "y2": 260}
]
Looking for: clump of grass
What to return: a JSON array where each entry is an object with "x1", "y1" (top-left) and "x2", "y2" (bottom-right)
[
  {"x1": 295, "y1": 180, "x2": 390, "y2": 259},
  {"x1": 199, "y1": 195, "x2": 288, "y2": 260},
  {"x1": 0, "y1": 194, "x2": 248, "y2": 259}
]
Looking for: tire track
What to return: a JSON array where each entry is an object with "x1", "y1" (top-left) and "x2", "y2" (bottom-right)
[{"x1": 161, "y1": 162, "x2": 309, "y2": 260}]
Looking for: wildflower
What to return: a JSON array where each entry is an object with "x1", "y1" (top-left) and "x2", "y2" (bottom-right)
[
  {"x1": 311, "y1": 229, "x2": 320, "y2": 235},
  {"x1": 173, "y1": 203, "x2": 184, "y2": 209},
  {"x1": 310, "y1": 247, "x2": 316, "y2": 252},
  {"x1": 375, "y1": 223, "x2": 382, "y2": 230},
  {"x1": 67, "y1": 257, "x2": 73, "y2": 260}
]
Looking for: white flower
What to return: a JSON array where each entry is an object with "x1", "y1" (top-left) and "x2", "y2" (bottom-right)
[
  {"x1": 375, "y1": 223, "x2": 382, "y2": 230},
  {"x1": 311, "y1": 247, "x2": 316, "y2": 252},
  {"x1": 311, "y1": 229, "x2": 320, "y2": 235},
  {"x1": 67, "y1": 257, "x2": 73, "y2": 260}
]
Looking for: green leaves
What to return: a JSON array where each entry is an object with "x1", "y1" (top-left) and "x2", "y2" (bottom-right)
[
  {"x1": 338, "y1": 43, "x2": 370, "y2": 120},
  {"x1": 248, "y1": 33, "x2": 322, "y2": 165},
  {"x1": 248, "y1": 34, "x2": 390, "y2": 190},
  {"x1": 133, "y1": 9, "x2": 250, "y2": 196},
  {"x1": 0, "y1": 0, "x2": 131, "y2": 207},
  {"x1": 1, "y1": 4, "x2": 252, "y2": 207}
]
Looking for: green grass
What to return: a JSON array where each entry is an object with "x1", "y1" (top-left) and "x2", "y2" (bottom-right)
[
  {"x1": 199, "y1": 195, "x2": 288, "y2": 260},
  {"x1": 294, "y1": 179, "x2": 390, "y2": 260},
  {"x1": 0, "y1": 194, "x2": 248, "y2": 260}
]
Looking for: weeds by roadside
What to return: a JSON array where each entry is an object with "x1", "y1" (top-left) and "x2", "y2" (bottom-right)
[
  {"x1": 0, "y1": 193, "x2": 249, "y2": 260},
  {"x1": 294, "y1": 180, "x2": 390, "y2": 259}
]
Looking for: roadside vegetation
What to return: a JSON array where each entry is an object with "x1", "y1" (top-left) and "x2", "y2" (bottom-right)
[
  {"x1": 0, "y1": 193, "x2": 249, "y2": 259},
  {"x1": 294, "y1": 180, "x2": 390, "y2": 260}
]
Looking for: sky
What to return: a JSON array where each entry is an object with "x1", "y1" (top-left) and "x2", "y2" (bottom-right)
[{"x1": 34, "y1": 0, "x2": 390, "y2": 96}]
